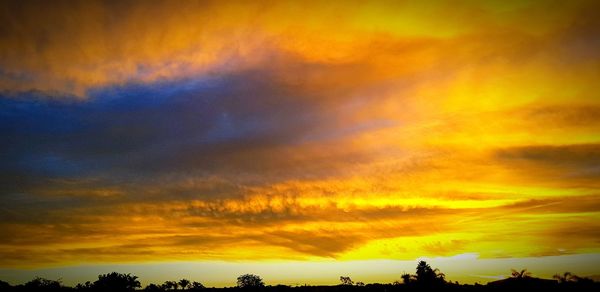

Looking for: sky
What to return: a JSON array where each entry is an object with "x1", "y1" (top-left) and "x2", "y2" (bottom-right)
[{"x1": 1, "y1": 0, "x2": 599, "y2": 287}]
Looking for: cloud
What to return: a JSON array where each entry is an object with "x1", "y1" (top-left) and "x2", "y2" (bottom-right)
[
  {"x1": 2, "y1": 38, "x2": 457, "y2": 205},
  {"x1": 1, "y1": 0, "x2": 600, "y2": 271},
  {"x1": 2, "y1": 191, "x2": 598, "y2": 266},
  {"x1": 494, "y1": 144, "x2": 600, "y2": 186},
  {"x1": 522, "y1": 104, "x2": 600, "y2": 128},
  {"x1": 1, "y1": 0, "x2": 599, "y2": 97}
]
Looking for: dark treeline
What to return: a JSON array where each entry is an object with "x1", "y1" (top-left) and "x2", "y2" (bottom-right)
[{"x1": 1, "y1": 261, "x2": 598, "y2": 292}]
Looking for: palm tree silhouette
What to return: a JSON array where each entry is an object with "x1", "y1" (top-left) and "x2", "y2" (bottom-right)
[
  {"x1": 510, "y1": 269, "x2": 532, "y2": 279},
  {"x1": 414, "y1": 261, "x2": 445, "y2": 285},
  {"x1": 401, "y1": 273, "x2": 413, "y2": 284},
  {"x1": 178, "y1": 279, "x2": 191, "y2": 290},
  {"x1": 93, "y1": 272, "x2": 140, "y2": 291}
]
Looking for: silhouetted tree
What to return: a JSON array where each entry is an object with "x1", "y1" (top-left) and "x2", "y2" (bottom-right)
[
  {"x1": 75, "y1": 281, "x2": 93, "y2": 290},
  {"x1": 510, "y1": 269, "x2": 531, "y2": 279},
  {"x1": 4, "y1": 266, "x2": 600, "y2": 292},
  {"x1": 237, "y1": 274, "x2": 264, "y2": 288},
  {"x1": 93, "y1": 272, "x2": 141, "y2": 291},
  {"x1": 24, "y1": 277, "x2": 62, "y2": 291},
  {"x1": 178, "y1": 279, "x2": 191, "y2": 290},
  {"x1": 415, "y1": 261, "x2": 445, "y2": 285},
  {"x1": 162, "y1": 281, "x2": 178, "y2": 290},
  {"x1": 400, "y1": 273, "x2": 413, "y2": 284},
  {"x1": 190, "y1": 281, "x2": 205, "y2": 290},
  {"x1": 339, "y1": 276, "x2": 353, "y2": 286},
  {"x1": 554, "y1": 272, "x2": 574, "y2": 283},
  {"x1": 144, "y1": 283, "x2": 163, "y2": 291},
  {"x1": 554, "y1": 272, "x2": 593, "y2": 284}
]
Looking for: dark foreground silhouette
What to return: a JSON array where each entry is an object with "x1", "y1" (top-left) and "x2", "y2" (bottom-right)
[{"x1": 1, "y1": 261, "x2": 597, "y2": 291}]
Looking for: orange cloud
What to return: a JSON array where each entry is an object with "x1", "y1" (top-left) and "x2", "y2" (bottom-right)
[{"x1": 1, "y1": 0, "x2": 599, "y2": 281}]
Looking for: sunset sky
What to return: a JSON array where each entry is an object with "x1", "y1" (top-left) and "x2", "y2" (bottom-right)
[{"x1": 1, "y1": 0, "x2": 599, "y2": 287}]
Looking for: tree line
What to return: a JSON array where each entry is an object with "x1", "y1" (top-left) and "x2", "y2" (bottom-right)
[{"x1": 0, "y1": 261, "x2": 597, "y2": 291}]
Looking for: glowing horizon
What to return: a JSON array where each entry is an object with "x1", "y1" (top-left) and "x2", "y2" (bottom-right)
[
  {"x1": 2, "y1": 254, "x2": 600, "y2": 287},
  {"x1": 1, "y1": 0, "x2": 599, "y2": 287}
]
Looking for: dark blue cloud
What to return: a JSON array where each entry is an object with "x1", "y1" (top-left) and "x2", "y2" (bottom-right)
[
  {"x1": 1, "y1": 64, "x2": 393, "y2": 203},
  {"x1": 0, "y1": 75, "x2": 265, "y2": 178}
]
